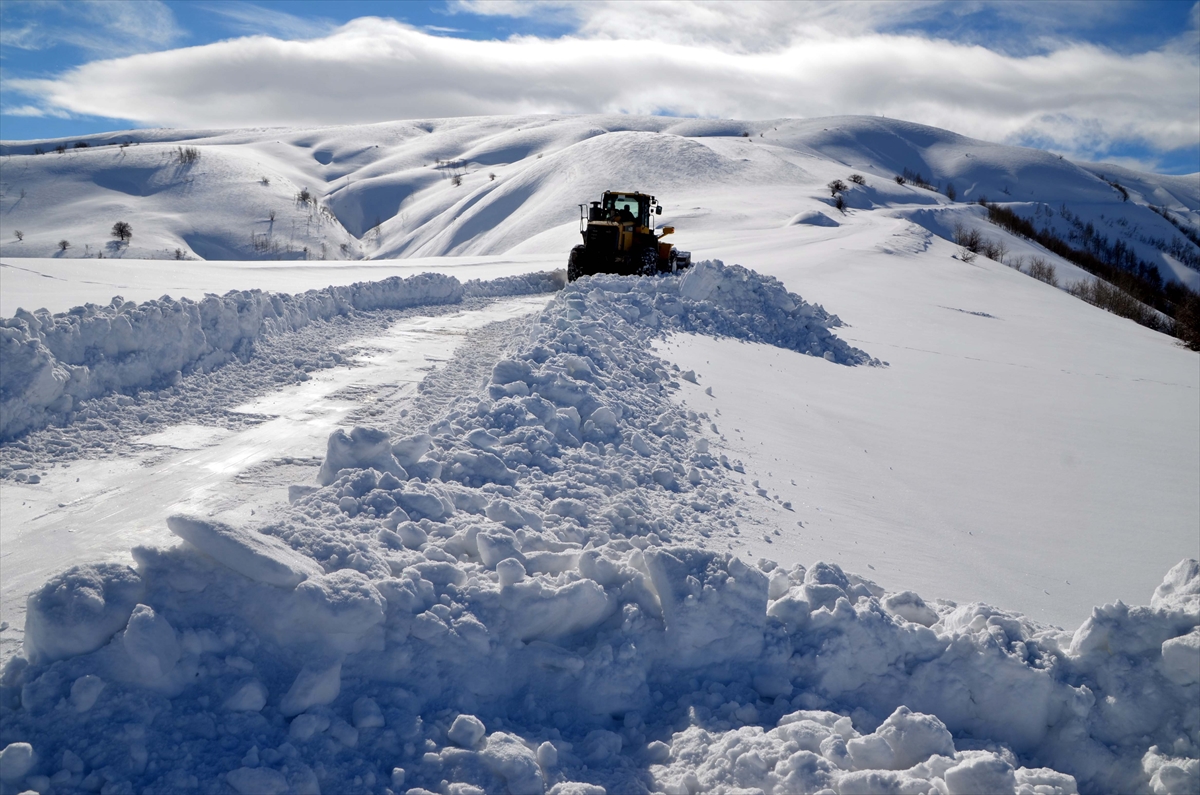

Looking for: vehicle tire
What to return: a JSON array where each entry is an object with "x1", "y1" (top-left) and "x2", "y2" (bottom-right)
[
  {"x1": 568, "y1": 245, "x2": 585, "y2": 282},
  {"x1": 639, "y1": 248, "x2": 658, "y2": 276}
]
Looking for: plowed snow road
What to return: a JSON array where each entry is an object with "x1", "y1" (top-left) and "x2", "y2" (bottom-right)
[{"x1": 0, "y1": 295, "x2": 549, "y2": 663}]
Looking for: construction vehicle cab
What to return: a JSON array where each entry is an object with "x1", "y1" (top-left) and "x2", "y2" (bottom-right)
[{"x1": 568, "y1": 191, "x2": 691, "y2": 281}]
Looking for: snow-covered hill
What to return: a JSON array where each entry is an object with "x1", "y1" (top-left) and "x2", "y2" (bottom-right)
[
  {"x1": 0, "y1": 116, "x2": 1197, "y2": 795},
  {"x1": 2, "y1": 115, "x2": 1197, "y2": 286}
]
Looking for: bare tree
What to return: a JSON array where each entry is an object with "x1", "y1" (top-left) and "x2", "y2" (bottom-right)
[
  {"x1": 13, "y1": 230, "x2": 23, "y2": 241},
  {"x1": 58, "y1": 239, "x2": 70, "y2": 251},
  {"x1": 827, "y1": 179, "x2": 847, "y2": 197},
  {"x1": 112, "y1": 221, "x2": 133, "y2": 243}
]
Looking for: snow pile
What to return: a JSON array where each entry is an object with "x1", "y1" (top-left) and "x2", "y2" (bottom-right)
[
  {"x1": 0, "y1": 267, "x2": 1196, "y2": 795},
  {"x1": 464, "y1": 270, "x2": 568, "y2": 299},
  {"x1": 0, "y1": 271, "x2": 562, "y2": 441}
]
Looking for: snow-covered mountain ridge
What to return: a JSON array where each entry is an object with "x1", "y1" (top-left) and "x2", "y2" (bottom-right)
[{"x1": 1, "y1": 114, "x2": 1196, "y2": 283}]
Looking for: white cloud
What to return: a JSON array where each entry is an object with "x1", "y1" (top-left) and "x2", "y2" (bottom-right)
[
  {"x1": 0, "y1": 0, "x2": 182, "y2": 56},
  {"x1": 450, "y1": 0, "x2": 1150, "y2": 55},
  {"x1": 6, "y1": 11, "x2": 1197, "y2": 164},
  {"x1": 1, "y1": 104, "x2": 70, "y2": 118},
  {"x1": 199, "y1": 2, "x2": 335, "y2": 40}
]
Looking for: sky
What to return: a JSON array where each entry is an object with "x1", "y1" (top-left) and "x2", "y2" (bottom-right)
[{"x1": 1, "y1": 0, "x2": 1197, "y2": 174}]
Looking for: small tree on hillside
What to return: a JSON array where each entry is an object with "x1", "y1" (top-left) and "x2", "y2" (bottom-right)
[
  {"x1": 946, "y1": 183, "x2": 957, "y2": 201},
  {"x1": 828, "y1": 179, "x2": 847, "y2": 197},
  {"x1": 112, "y1": 221, "x2": 133, "y2": 243},
  {"x1": 14, "y1": 230, "x2": 23, "y2": 241},
  {"x1": 58, "y1": 239, "x2": 70, "y2": 251}
]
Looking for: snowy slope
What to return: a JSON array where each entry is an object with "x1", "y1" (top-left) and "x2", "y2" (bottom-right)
[
  {"x1": 1, "y1": 115, "x2": 1198, "y2": 795},
  {"x1": 2, "y1": 114, "x2": 1196, "y2": 288}
]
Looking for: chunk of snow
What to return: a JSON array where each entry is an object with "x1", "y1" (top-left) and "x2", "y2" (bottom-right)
[
  {"x1": 121, "y1": 604, "x2": 180, "y2": 679},
  {"x1": 318, "y1": 426, "x2": 408, "y2": 486},
  {"x1": 23, "y1": 562, "x2": 143, "y2": 663},
  {"x1": 167, "y1": 514, "x2": 321, "y2": 588},
  {"x1": 0, "y1": 743, "x2": 36, "y2": 781},
  {"x1": 448, "y1": 714, "x2": 487, "y2": 749},
  {"x1": 280, "y1": 658, "x2": 342, "y2": 717}
]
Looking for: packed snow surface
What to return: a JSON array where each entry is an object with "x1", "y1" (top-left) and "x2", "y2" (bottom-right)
[{"x1": 1, "y1": 114, "x2": 1198, "y2": 795}]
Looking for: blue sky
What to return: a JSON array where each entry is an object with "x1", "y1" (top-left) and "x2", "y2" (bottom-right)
[{"x1": 2, "y1": 1, "x2": 1197, "y2": 173}]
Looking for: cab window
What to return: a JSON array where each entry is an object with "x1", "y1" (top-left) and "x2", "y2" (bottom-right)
[{"x1": 605, "y1": 194, "x2": 642, "y2": 221}]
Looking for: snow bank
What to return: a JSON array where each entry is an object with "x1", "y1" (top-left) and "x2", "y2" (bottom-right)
[
  {"x1": 0, "y1": 266, "x2": 1195, "y2": 795},
  {"x1": 0, "y1": 271, "x2": 562, "y2": 441},
  {"x1": 788, "y1": 210, "x2": 840, "y2": 227}
]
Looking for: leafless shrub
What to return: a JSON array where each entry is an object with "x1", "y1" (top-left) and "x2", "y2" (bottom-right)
[
  {"x1": 827, "y1": 179, "x2": 847, "y2": 197},
  {"x1": 14, "y1": 230, "x2": 24, "y2": 241},
  {"x1": 111, "y1": 221, "x2": 132, "y2": 243},
  {"x1": 297, "y1": 188, "x2": 312, "y2": 204},
  {"x1": 894, "y1": 175, "x2": 905, "y2": 185},
  {"x1": 1027, "y1": 257, "x2": 1058, "y2": 286},
  {"x1": 946, "y1": 183, "x2": 957, "y2": 201},
  {"x1": 902, "y1": 168, "x2": 935, "y2": 190},
  {"x1": 451, "y1": 174, "x2": 462, "y2": 187},
  {"x1": 269, "y1": 209, "x2": 276, "y2": 221},
  {"x1": 1067, "y1": 278, "x2": 1166, "y2": 327},
  {"x1": 848, "y1": 174, "x2": 865, "y2": 185},
  {"x1": 58, "y1": 239, "x2": 70, "y2": 251},
  {"x1": 260, "y1": 176, "x2": 271, "y2": 186},
  {"x1": 834, "y1": 195, "x2": 845, "y2": 214},
  {"x1": 982, "y1": 238, "x2": 1007, "y2": 263},
  {"x1": 953, "y1": 222, "x2": 982, "y2": 252},
  {"x1": 176, "y1": 146, "x2": 200, "y2": 164},
  {"x1": 489, "y1": 173, "x2": 496, "y2": 181}
]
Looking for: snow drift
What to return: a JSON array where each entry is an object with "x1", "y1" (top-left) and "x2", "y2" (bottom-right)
[{"x1": 1, "y1": 262, "x2": 1195, "y2": 795}]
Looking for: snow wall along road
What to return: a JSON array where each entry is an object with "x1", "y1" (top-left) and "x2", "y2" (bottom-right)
[
  {"x1": 0, "y1": 270, "x2": 564, "y2": 442},
  {"x1": 1, "y1": 261, "x2": 1197, "y2": 795}
]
